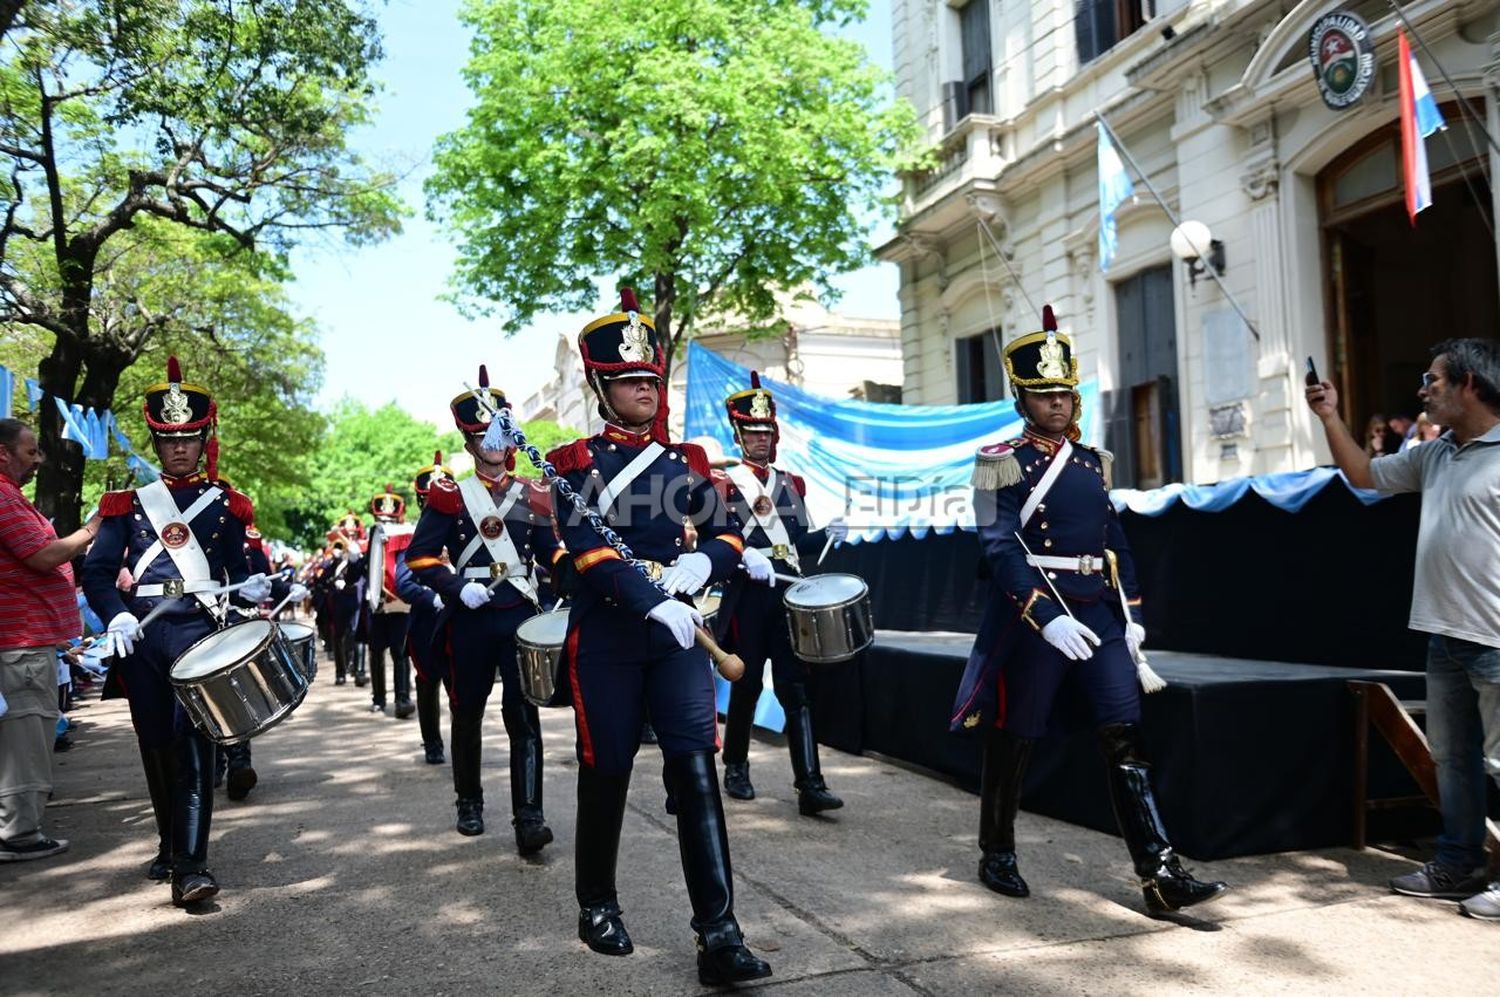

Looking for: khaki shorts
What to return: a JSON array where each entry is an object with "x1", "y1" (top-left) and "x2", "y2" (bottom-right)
[{"x1": 0, "y1": 647, "x2": 62, "y2": 722}]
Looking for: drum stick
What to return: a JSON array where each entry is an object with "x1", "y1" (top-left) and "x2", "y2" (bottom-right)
[
  {"x1": 695, "y1": 626, "x2": 745, "y2": 682},
  {"x1": 268, "y1": 589, "x2": 299, "y2": 618},
  {"x1": 816, "y1": 533, "x2": 836, "y2": 566},
  {"x1": 773, "y1": 571, "x2": 801, "y2": 586},
  {"x1": 137, "y1": 578, "x2": 257, "y2": 631}
]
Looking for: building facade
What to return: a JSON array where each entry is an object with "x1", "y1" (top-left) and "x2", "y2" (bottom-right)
[{"x1": 879, "y1": 0, "x2": 1500, "y2": 488}]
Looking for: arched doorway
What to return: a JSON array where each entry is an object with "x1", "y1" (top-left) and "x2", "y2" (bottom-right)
[{"x1": 1318, "y1": 102, "x2": 1498, "y2": 447}]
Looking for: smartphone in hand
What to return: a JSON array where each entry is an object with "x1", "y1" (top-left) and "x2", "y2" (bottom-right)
[{"x1": 1305, "y1": 356, "x2": 1320, "y2": 387}]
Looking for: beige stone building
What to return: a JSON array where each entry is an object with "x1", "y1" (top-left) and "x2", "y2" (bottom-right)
[{"x1": 879, "y1": 0, "x2": 1498, "y2": 487}]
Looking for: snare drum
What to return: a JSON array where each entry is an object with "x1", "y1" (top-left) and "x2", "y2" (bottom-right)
[
  {"x1": 783, "y1": 573, "x2": 873, "y2": 664},
  {"x1": 695, "y1": 589, "x2": 722, "y2": 630},
  {"x1": 515, "y1": 609, "x2": 571, "y2": 708},
  {"x1": 170, "y1": 620, "x2": 308, "y2": 744},
  {"x1": 277, "y1": 621, "x2": 318, "y2": 683}
]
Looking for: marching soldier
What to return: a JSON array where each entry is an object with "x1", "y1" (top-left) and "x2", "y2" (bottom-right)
[
  {"x1": 404, "y1": 371, "x2": 559, "y2": 853},
  {"x1": 950, "y1": 307, "x2": 1226, "y2": 917},
  {"x1": 395, "y1": 452, "x2": 454, "y2": 764},
  {"x1": 366, "y1": 485, "x2": 416, "y2": 718},
  {"x1": 547, "y1": 288, "x2": 773, "y2": 985},
  {"x1": 81, "y1": 356, "x2": 273, "y2": 907},
  {"x1": 326, "y1": 514, "x2": 365, "y2": 686},
  {"x1": 714, "y1": 373, "x2": 847, "y2": 814}
]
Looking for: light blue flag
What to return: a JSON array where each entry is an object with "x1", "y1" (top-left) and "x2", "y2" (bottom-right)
[
  {"x1": 1097, "y1": 123, "x2": 1134, "y2": 271},
  {"x1": 0, "y1": 365, "x2": 13, "y2": 419}
]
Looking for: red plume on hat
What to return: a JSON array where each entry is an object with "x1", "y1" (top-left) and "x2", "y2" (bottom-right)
[{"x1": 1042, "y1": 305, "x2": 1057, "y2": 332}]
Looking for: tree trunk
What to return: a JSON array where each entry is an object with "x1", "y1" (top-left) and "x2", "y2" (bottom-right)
[
  {"x1": 654, "y1": 269, "x2": 676, "y2": 381},
  {"x1": 33, "y1": 333, "x2": 86, "y2": 533}
]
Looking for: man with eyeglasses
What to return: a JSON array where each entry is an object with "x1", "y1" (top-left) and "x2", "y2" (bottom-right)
[{"x1": 1307, "y1": 337, "x2": 1500, "y2": 923}]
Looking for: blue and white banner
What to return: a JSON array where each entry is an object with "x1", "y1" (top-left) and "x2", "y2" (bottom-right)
[
  {"x1": 683, "y1": 343, "x2": 1100, "y2": 543},
  {"x1": 0, "y1": 365, "x2": 13, "y2": 419}
]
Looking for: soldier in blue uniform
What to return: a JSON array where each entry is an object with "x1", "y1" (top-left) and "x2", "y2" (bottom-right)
[
  {"x1": 950, "y1": 308, "x2": 1226, "y2": 917},
  {"x1": 325, "y1": 514, "x2": 365, "y2": 686},
  {"x1": 396, "y1": 452, "x2": 455, "y2": 765},
  {"x1": 713, "y1": 373, "x2": 848, "y2": 814},
  {"x1": 81, "y1": 356, "x2": 273, "y2": 907},
  {"x1": 547, "y1": 288, "x2": 773, "y2": 986},
  {"x1": 404, "y1": 370, "x2": 562, "y2": 852},
  {"x1": 366, "y1": 485, "x2": 416, "y2": 719}
]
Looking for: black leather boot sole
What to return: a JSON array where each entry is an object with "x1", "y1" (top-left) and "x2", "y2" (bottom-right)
[
  {"x1": 722, "y1": 762, "x2": 755, "y2": 801},
  {"x1": 394, "y1": 700, "x2": 416, "y2": 719},
  {"x1": 455, "y1": 798, "x2": 484, "y2": 836},
  {"x1": 978, "y1": 850, "x2": 1030, "y2": 897},
  {"x1": 172, "y1": 870, "x2": 220, "y2": 906},
  {"x1": 514, "y1": 818, "x2": 553, "y2": 856},
  {"x1": 226, "y1": 766, "x2": 257, "y2": 802},
  {"x1": 697, "y1": 946, "x2": 773, "y2": 985},
  {"x1": 796, "y1": 785, "x2": 843, "y2": 816},
  {"x1": 1143, "y1": 868, "x2": 1229, "y2": 914}
]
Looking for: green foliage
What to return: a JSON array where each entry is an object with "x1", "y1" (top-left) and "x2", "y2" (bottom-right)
[
  {"x1": 426, "y1": 0, "x2": 920, "y2": 369},
  {"x1": 512, "y1": 419, "x2": 583, "y2": 478},
  {"x1": 279, "y1": 399, "x2": 461, "y2": 548}
]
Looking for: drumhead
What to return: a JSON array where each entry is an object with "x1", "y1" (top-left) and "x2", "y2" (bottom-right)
[
  {"x1": 784, "y1": 573, "x2": 867, "y2": 609},
  {"x1": 278, "y1": 622, "x2": 314, "y2": 642},
  {"x1": 516, "y1": 609, "x2": 570, "y2": 646},
  {"x1": 695, "y1": 592, "x2": 721, "y2": 618},
  {"x1": 171, "y1": 621, "x2": 275, "y2": 680}
]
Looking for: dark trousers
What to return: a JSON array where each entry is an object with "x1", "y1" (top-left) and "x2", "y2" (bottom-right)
[
  {"x1": 368, "y1": 611, "x2": 411, "y2": 706},
  {"x1": 997, "y1": 600, "x2": 1139, "y2": 738},
  {"x1": 446, "y1": 602, "x2": 541, "y2": 802},
  {"x1": 721, "y1": 590, "x2": 807, "y2": 765}
]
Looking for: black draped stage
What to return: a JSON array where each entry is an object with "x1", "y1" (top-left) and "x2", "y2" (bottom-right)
[{"x1": 795, "y1": 478, "x2": 1458, "y2": 859}]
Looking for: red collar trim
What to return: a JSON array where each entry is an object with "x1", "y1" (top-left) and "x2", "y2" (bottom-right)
[
  {"x1": 601, "y1": 423, "x2": 657, "y2": 446},
  {"x1": 161, "y1": 471, "x2": 207, "y2": 488},
  {"x1": 740, "y1": 459, "x2": 770, "y2": 481},
  {"x1": 475, "y1": 470, "x2": 510, "y2": 491},
  {"x1": 1021, "y1": 428, "x2": 1064, "y2": 455}
]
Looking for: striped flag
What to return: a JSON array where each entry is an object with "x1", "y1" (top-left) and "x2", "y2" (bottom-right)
[
  {"x1": 1398, "y1": 28, "x2": 1445, "y2": 225},
  {"x1": 1097, "y1": 123, "x2": 1134, "y2": 271}
]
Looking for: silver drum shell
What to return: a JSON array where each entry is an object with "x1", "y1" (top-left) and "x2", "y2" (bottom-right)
[{"x1": 169, "y1": 622, "x2": 309, "y2": 744}]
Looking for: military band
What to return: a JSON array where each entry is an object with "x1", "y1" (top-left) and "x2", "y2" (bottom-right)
[
  {"x1": 397, "y1": 451, "x2": 455, "y2": 765},
  {"x1": 366, "y1": 485, "x2": 416, "y2": 718}
]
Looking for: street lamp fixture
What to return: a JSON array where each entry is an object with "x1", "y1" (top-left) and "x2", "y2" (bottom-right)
[{"x1": 1170, "y1": 220, "x2": 1225, "y2": 289}]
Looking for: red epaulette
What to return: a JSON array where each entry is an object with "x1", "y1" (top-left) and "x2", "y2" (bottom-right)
[
  {"x1": 678, "y1": 442, "x2": 712, "y2": 480},
  {"x1": 222, "y1": 487, "x2": 255, "y2": 525},
  {"x1": 546, "y1": 439, "x2": 593, "y2": 476},
  {"x1": 979, "y1": 442, "x2": 1015, "y2": 457},
  {"x1": 787, "y1": 473, "x2": 807, "y2": 497},
  {"x1": 525, "y1": 478, "x2": 554, "y2": 516},
  {"x1": 427, "y1": 477, "x2": 462, "y2": 516},
  {"x1": 98, "y1": 490, "x2": 136, "y2": 517}
]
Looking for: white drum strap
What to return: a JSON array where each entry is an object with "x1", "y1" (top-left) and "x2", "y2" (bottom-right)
[
  {"x1": 134, "y1": 481, "x2": 222, "y2": 614},
  {"x1": 597, "y1": 442, "x2": 665, "y2": 514},
  {"x1": 727, "y1": 463, "x2": 799, "y2": 570},
  {"x1": 1018, "y1": 439, "x2": 1071, "y2": 528},
  {"x1": 457, "y1": 477, "x2": 536, "y2": 605}
]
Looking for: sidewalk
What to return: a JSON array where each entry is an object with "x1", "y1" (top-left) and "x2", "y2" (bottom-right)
[{"x1": 2, "y1": 668, "x2": 1492, "y2": 995}]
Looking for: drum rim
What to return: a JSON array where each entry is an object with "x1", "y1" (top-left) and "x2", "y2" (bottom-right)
[
  {"x1": 169, "y1": 619, "x2": 283, "y2": 683},
  {"x1": 783, "y1": 573, "x2": 868, "y2": 608}
]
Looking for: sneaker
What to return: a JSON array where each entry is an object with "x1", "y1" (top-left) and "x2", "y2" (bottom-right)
[
  {"x1": 1389, "y1": 861, "x2": 1489, "y2": 900},
  {"x1": 0, "y1": 836, "x2": 70, "y2": 862},
  {"x1": 1459, "y1": 883, "x2": 1500, "y2": 921}
]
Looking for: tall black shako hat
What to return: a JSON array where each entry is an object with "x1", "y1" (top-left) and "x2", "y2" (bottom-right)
[
  {"x1": 725, "y1": 370, "x2": 779, "y2": 463},
  {"x1": 579, "y1": 287, "x2": 670, "y2": 441},
  {"x1": 369, "y1": 484, "x2": 405, "y2": 523},
  {"x1": 1003, "y1": 305, "x2": 1082, "y2": 439},
  {"x1": 143, "y1": 355, "x2": 220, "y2": 478},
  {"x1": 412, "y1": 450, "x2": 453, "y2": 508},
  {"x1": 451, "y1": 365, "x2": 517, "y2": 471}
]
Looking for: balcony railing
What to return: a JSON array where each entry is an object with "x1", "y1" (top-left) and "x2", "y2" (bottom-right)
[{"x1": 903, "y1": 114, "x2": 1007, "y2": 219}]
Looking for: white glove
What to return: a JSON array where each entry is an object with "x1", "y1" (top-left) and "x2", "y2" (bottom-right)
[
  {"x1": 660, "y1": 551, "x2": 712, "y2": 596},
  {"x1": 241, "y1": 573, "x2": 273, "y2": 603},
  {"x1": 741, "y1": 547, "x2": 775, "y2": 587},
  {"x1": 334, "y1": 579, "x2": 346, "y2": 591},
  {"x1": 825, "y1": 517, "x2": 849, "y2": 544},
  {"x1": 646, "y1": 599, "x2": 704, "y2": 650},
  {"x1": 106, "y1": 611, "x2": 143, "y2": 658},
  {"x1": 288, "y1": 583, "x2": 309, "y2": 602},
  {"x1": 1041, "y1": 616, "x2": 1100, "y2": 661},
  {"x1": 460, "y1": 581, "x2": 491, "y2": 609},
  {"x1": 431, "y1": 593, "x2": 444, "y2": 612},
  {"x1": 1125, "y1": 622, "x2": 1146, "y2": 661}
]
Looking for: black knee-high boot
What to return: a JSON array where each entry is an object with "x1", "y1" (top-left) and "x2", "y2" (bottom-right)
[
  {"x1": 417, "y1": 675, "x2": 444, "y2": 763},
  {"x1": 720, "y1": 679, "x2": 757, "y2": 800},
  {"x1": 139, "y1": 745, "x2": 175, "y2": 881},
  {"x1": 783, "y1": 695, "x2": 842, "y2": 816},
  {"x1": 664, "y1": 751, "x2": 772, "y2": 986},
  {"x1": 170, "y1": 732, "x2": 219, "y2": 906},
  {"x1": 225, "y1": 741, "x2": 256, "y2": 802},
  {"x1": 450, "y1": 708, "x2": 484, "y2": 835},
  {"x1": 501, "y1": 700, "x2": 552, "y2": 855},
  {"x1": 977, "y1": 726, "x2": 1034, "y2": 897},
  {"x1": 1098, "y1": 723, "x2": 1227, "y2": 914},
  {"x1": 575, "y1": 765, "x2": 633, "y2": 955}
]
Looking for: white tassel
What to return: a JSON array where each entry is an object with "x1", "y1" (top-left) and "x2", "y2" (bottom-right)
[
  {"x1": 481, "y1": 412, "x2": 510, "y2": 452},
  {"x1": 1135, "y1": 651, "x2": 1167, "y2": 694}
]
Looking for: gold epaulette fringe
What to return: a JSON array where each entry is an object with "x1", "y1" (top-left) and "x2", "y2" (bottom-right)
[
  {"x1": 971, "y1": 448, "x2": 1022, "y2": 490},
  {"x1": 1097, "y1": 448, "x2": 1114, "y2": 489}
]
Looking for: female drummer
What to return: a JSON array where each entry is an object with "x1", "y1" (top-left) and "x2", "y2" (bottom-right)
[
  {"x1": 81, "y1": 357, "x2": 272, "y2": 908},
  {"x1": 545, "y1": 288, "x2": 774, "y2": 987},
  {"x1": 712, "y1": 374, "x2": 849, "y2": 814},
  {"x1": 403, "y1": 369, "x2": 562, "y2": 852}
]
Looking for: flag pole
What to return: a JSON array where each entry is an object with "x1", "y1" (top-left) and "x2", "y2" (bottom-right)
[{"x1": 1094, "y1": 109, "x2": 1261, "y2": 342}]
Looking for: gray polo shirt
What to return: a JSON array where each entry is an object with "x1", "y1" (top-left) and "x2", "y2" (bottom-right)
[{"x1": 1370, "y1": 423, "x2": 1500, "y2": 649}]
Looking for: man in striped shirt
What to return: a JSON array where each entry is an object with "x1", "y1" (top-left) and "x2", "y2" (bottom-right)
[{"x1": 0, "y1": 418, "x2": 99, "y2": 862}]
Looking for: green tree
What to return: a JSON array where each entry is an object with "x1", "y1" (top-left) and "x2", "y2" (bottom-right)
[
  {"x1": 511, "y1": 418, "x2": 582, "y2": 479},
  {"x1": 426, "y1": 0, "x2": 919, "y2": 376},
  {"x1": 283, "y1": 399, "x2": 460, "y2": 549},
  {"x1": 0, "y1": 0, "x2": 403, "y2": 533}
]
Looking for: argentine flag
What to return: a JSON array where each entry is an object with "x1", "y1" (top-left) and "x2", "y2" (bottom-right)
[
  {"x1": 1399, "y1": 28, "x2": 1445, "y2": 225},
  {"x1": 1097, "y1": 123, "x2": 1134, "y2": 271}
]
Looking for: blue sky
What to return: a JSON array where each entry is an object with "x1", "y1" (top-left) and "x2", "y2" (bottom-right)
[{"x1": 287, "y1": 0, "x2": 897, "y2": 430}]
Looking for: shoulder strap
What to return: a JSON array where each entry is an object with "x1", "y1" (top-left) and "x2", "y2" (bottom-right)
[
  {"x1": 1018, "y1": 439, "x2": 1072, "y2": 528},
  {"x1": 597, "y1": 442, "x2": 665, "y2": 514}
]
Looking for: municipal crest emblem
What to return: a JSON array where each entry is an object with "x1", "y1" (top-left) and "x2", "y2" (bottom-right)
[{"x1": 1309, "y1": 12, "x2": 1375, "y2": 111}]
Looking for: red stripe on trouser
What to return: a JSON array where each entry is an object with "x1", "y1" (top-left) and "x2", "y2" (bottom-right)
[{"x1": 566, "y1": 626, "x2": 594, "y2": 767}]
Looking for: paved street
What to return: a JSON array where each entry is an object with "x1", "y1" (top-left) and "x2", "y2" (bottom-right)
[{"x1": 3, "y1": 649, "x2": 1494, "y2": 996}]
